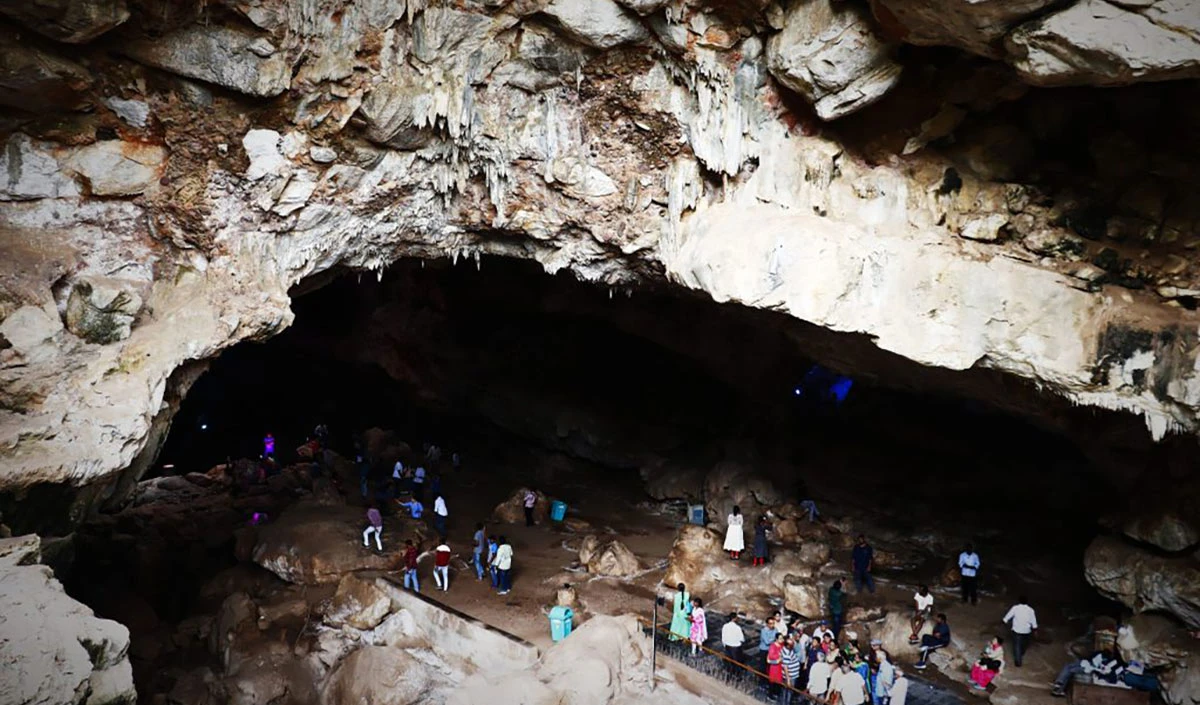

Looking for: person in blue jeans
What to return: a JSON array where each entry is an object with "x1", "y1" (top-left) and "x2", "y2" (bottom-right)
[
  {"x1": 472, "y1": 522, "x2": 487, "y2": 580},
  {"x1": 402, "y1": 540, "x2": 420, "y2": 593},
  {"x1": 487, "y1": 537, "x2": 499, "y2": 587},
  {"x1": 851, "y1": 534, "x2": 875, "y2": 594}
]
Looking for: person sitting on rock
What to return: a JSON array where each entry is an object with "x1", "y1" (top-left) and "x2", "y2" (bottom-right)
[
  {"x1": 362, "y1": 505, "x2": 384, "y2": 551},
  {"x1": 969, "y1": 635, "x2": 1005, "y2": 690},
  {"x1": 908, "y1": 585, "x2": 934, "y2": 644},
  {"x1": 402, "y1": 539, "x2": 420, "y2": 593},
  {"x1": 1051, "y1": 648, "x2": 1125, "y2": 697},
  {"x1": 723, "y1": 505, "x2": 744, "y2": 560},
  {"x1": 915, "y1": 613, "x2": 950, "y2": 669}
]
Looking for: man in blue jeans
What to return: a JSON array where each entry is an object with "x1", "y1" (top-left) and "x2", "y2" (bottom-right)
[
  {"x1": 851, "y1": 534, "x2": 875, "y2": 593},
  {"x1": 402, "y1": 540, "x2": 420, "y2": 593},
  {"x1": 472, "y1": 522, "x2": 487, "y2": 580}
]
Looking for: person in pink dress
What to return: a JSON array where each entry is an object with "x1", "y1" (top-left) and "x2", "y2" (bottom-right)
[{"x1": 689, "y1": 597, "x2": 708, "y2": 656}]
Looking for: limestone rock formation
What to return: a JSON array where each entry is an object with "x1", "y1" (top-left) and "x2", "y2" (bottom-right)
[
  {"x1": 320, "y1": 646, "x2": 430, "y2": 705},
  {"x1": 252, "y1": 502, "x2": 407, "y2": 584},
  {"x1": 766, "y1": 0, "x2": 902, "y2": 119},
  {"x1": 1116, "y1": 614, "x2": 1199, "y2": 705},
  {"x1": 782, "y1": 574, "x2": 821, "y2": 617},
  {"x1": 1006, "y1": 0, "x2": 1200, "y2": 86},
  {"x1": 324, "y1": 574, "x2": 393, "y2": 630},
  {"x1": 579, "y1": 535, "x2": 642, "y2": 577},
  {"x1": 1084, "y1": 535, "x2": 1200, "y2": 629},
  {"x1": 543, "y1": 0, "x2": 649, "y2": 49},
  {"x1": 122, "y1": 25, "x2": 294, "y2": 97},
  {"x1": 870, "y1": 0, "x2": 1057, "y2": 57},
  {"x1": 703, "y1": 461, "x2": 785, "y2": 521},
  {"x1": 0, "y1": 556, "x2": 136, "y2": 705},
  {"x1": 0, "y1": 0, "x2": 129, "y2": 43}
]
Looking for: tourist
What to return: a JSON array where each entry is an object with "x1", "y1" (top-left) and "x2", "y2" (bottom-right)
[
  {"x1": 412, "y1": 464, "x2": 426, "y2": 502},
  {"x1": 781, "y1": 635, "x2": 803, "y2": 705},
  {"x1": 724, "y1": 505, "x2": 745, "y2": 560},
  {"x1": 433, "y1": 542, "x2": 451, "y2": 592},
  {"x1": 958, "y1": 543, "x2": 981, "y2": 605},
  {"x1": 759, "y1": 615, "x2": 779, "y2": 653},
  {"x1": 432, "y1": 493, "x2": 449, "y2": 538},
  {"x1": 357, "y1": 451, "x2": 371, "y2": 499},
  {"x1": 391, "y1": 459, "x2": 405, "y2": 495},
  {"x1": 752, "y1": 515, "x2": 771, "y2": 566},
  {"x1": 828, "y1": 579, "x2": 846, "y2": 638},
  {"x1": 908, "y1": 585, "x2": 934, "y2": 644},
  {"x1": 689, "y1": 597, "x2": 708, "y2": 657},
  {"x1": 1051, "y1": 648, "x2": 1125, "y2": 697},
  {"x1": 362, "y1": 506, "x2": 383, "y2": 551},
  {"x1": 767, "y1": 632, "x2": 785, "y2": 699},
  {"x1": 452, "y1": 452, "x2": 461, "y2": 469},
  {"x1": 807, "y1": 651, "x2": 834, "y2": 699},
  {"x1": 487, "y1": 535, "x2": 499, "y2": 587},
  {"x1": 799, "y1": 499, "x2": 819, "y2": 523},
  {"x1": 835, "y1": 659, "x2": 870, "y2": 705},
  {"x1": 1002, "y1": 595, "x2": 1038, "y2": 667},
  {"x1": 812, "y1": 621, "x2": 834, "y2": 643},
  {"x1": 889, "y1": 667, "x2": 909, "y2": 705},
  {"x1": 874, "y1": 647, "x2": 896, "y2": 705},
  {"x1": 400, "y1": 497, "x2": 424, "y2": 519},
  {"x1": 721, "y1": 612, "x2": 745, "y2": 665},
  {"x1": 969, "y1": 636, "x2": 1005, "y2": 690},
  {"x1": 492, "y1": 535, "x2": 513, "y2": 595},
  {"x1": 402, "y1": 539, "x2": 420, "y2": 592},
  {"x1": 263, "y1": 432, "x2": 275, "y2": 458},
  {"x1": 670, "y1": 583, "x2": 692, "y2": 641},
  {"x1": 430, "y1": 472, "x2": 443, "y2": 499},
  {"x1": 851, "y1": 534, "x2": 875, "y2": 594},
  {"x1": 472, "y1": 522, "x2": 487, "y2": 580},
  {"x1": 915, "y1": 613, "x2": 951, "y2": 669},
  {"x1": 828, "y1": 655, "x2": 847, "y2": 697},
  {"x1": 523, "y1": 489, "x2": 537, "y2": 526}
]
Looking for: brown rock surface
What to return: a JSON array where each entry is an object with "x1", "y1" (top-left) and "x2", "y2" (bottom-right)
[
  {"x1": 320, "y1": 646, "x2": 430, "y2": 705},
  {"x1": 1083, "y1": 535, "x2": 1200, "y2": 629},
  {"x1": 252, "y1": 501, "x2": 406, "y2": 585}
]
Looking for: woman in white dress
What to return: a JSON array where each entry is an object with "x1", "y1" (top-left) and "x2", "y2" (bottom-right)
[{"x1": 724, "y1": 505, "x2": 745, "y2": 560}]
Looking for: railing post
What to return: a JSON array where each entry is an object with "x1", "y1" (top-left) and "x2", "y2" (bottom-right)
[{"x1": 651, "y1": 596, "x2": 660, "y2": 691}]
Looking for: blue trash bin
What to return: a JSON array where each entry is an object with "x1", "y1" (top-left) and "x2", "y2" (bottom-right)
[
  {"x1": 688, "y1": 504, "x2": 706, "y2": 526},
  {"x1": 549, "y1": 605, "x2": 574, "y2": 642},
  {"x1": 550, "y1": 500, "x2": 568, "y2": 522}
]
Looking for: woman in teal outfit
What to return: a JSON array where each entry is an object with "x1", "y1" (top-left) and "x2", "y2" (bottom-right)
[{"x1": 669, "y1": 582, "x2": 692, "y2": 640}]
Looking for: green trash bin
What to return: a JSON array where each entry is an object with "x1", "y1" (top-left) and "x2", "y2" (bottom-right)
[
  {"x1": 549, "y1": 605, "x2": 574, "y2": 642},
  {"x1": 550, "y1": 500, "x2": 568, "y2": 522}
]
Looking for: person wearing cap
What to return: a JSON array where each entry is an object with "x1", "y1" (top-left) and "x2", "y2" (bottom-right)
[
  {"x1": 807, "y1": 652, "x2": 834, "y2": 699},
  {"x1": 889, "y1": 667, "x2": 909, "y2": 705}
]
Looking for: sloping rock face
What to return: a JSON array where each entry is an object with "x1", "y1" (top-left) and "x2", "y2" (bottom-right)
[
  {"x1": 0, "y1": 539, "x2": 136, "y2": 705},
  {"x1": 1084, "y1": 535, "x2": 1200, "y2": 629},
  {"x1": 2, "y1": 0, "x2": 1200, "y2": 504}
]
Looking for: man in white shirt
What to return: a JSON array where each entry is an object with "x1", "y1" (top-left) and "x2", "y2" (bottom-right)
[
  {"x1": 433, "y1": 494, "x2": 449, "y2": 538},
  {"x1": 492, "y1": 535, "x2": 513, "y2": 595},
  {"x1": 807, "y1": 653, "x2": 834, "y2": 698},
  {"x1": 959, "y1": 543, "x2": 981, "y2": 605},
  {"x1": 909, "y1": 585, "x2": 935, "y2": 643},
  {"x1": 835, "y1": 661, "x2": 868, "y2": 705},
  {"x1": 1002, "y1": 595, "x2": 1038, "y2": 667},
  {"x1": 720, "y1": 613, "x2": 745, "y2": 666},
  {"x1": 889, "y1": 667, "x2": 909, "y2": 705}
]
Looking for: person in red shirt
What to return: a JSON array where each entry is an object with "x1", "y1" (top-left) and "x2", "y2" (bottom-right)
[
  {"x1": 402, "y1": 540, "x2": 420, "y2": 593},
  {"x1": 433, "y1": 543, "x2": 451, "y2": 592}
]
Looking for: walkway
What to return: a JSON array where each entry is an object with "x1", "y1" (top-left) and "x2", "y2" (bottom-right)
[{"x1": 647, "y1": 611, "x2": 965, "y2": 705}]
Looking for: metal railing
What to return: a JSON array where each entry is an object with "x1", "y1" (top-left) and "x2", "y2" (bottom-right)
[{"x1": 639, "y1": 617, "x2": 832, "y2": 704}]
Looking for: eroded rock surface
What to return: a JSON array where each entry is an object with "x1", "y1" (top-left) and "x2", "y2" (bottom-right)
[{"x1": 1084, "y1": 535, "x2": 1200, "y2": 628}]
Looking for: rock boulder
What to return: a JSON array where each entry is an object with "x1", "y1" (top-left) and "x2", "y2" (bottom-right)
[
  {"x1": 0, "y1": 0, "x2": 129, "y2": 43},
  {"x1": 122, "y1": 24, "x2": 293, "y2": 97},
  {"x1": 783, "y1": 575, "x2": 822, "y2": 618},
  {"x1": 580, "y1": 537, "x2": 642, "y2": 578},
  {"x1": 252, "y1": 502, "x2": 405, "y2": 585},
  {"x1": 320, "y1": 646, "x2": 430, "y2": 705},
  {"x1": 543, "y1": 0, "x2": 648, "y2": 49},
  {"x1": 766, "y1": 0, "x2": 902, "y2": 120},
  {"x1": 869, "y1": 0, "x2": 1056, "y2": 58},
  {"x1": 1084, "y1": 535, "x2": 1200, "y2": 629},
  {"x1": 1005, "y1": 0, "x2": 1200, "y2": 87},
  {"x1": 323, "y1": 574, "x2": 393, "y2": 630}
]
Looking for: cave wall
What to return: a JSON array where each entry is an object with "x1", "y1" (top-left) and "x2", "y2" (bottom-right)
[{"x1": 2, "y1": 0, "x2": 1200, "y2": 498}]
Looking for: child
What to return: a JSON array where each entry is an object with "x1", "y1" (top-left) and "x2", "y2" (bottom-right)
[{"x1": 689, "y1": 597, "x2": 707, "y2": 657}]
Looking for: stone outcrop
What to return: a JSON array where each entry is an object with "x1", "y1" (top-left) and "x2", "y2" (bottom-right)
[
  {"x1": 3, "y1": 0, "x2": 1200, "y2": 509},
  {"x1": 493, "y1": 488, "x2": 550, "y2": 524},
  {"x1": 1006, "y1": 0, "x2": 1200, "y2": 87},
  {"x1": 1084, "y1": 535, "x2": 1200, "y2": 629},
  {"x1": 579, "y1": 536, "x2": 642, "y2": 578},
  {"x1": 320, "y1": 646, "x2": 430, "y2": 705},
  {"x1": 252, "y1": 501, "x2": 410, "y2": 584},
  {"x1": 0, "y1": 539, "x2": 136, "y2": 705},
  {"x1": 870, "y1": 0, "x2": 1057, "y2": 58},
  {"x1": 0, "y1": 0, "x2": 129, "y2": 43},
  {"x1": 324, "y1": 574, "x2": 393, "y2": 630},
  {"x1": 1116, "y1": 614, "x2": 1200, "y2": 705},
  {"x1": 766, "y1": 0, "x2": 902, "y2": 120}
]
